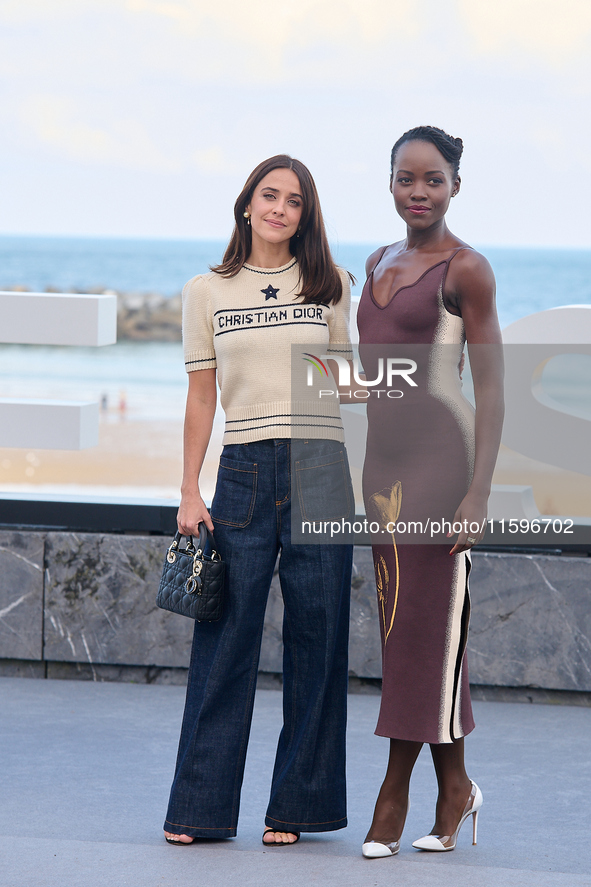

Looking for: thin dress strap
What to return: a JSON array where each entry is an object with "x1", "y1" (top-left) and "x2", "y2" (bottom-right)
[
  {"x1": 367, "y1": 245, "x2": 390, "y2": 277},
  {"x1": 446, "y1": 246, "x2": 473, "y2": 265}
]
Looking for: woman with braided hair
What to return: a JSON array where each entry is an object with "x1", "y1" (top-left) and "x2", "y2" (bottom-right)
[{"x1": 357, "y1": 126, "x2": 504, "y2": 857}]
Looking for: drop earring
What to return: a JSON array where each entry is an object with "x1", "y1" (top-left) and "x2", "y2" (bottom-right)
[{"x1": 243, "y1": 211, "x2": 251, "y2": 225}]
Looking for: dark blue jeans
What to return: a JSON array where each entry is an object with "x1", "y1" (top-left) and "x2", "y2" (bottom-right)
[{"x1": 164, "y1": 439, "x2": 353, "y2": 838}]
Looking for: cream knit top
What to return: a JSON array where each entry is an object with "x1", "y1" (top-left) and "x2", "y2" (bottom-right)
[{"x1": 182, "y1": 258, "x2": 353, "y2": 444}]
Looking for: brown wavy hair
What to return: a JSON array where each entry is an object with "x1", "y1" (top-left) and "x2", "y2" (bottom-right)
[{"x1": 211, "y1": 154, "x2": 348, "y2": 305}]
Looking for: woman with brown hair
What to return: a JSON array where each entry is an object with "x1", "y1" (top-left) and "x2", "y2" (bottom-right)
[{"x1": 163, "y1": 155, "x2": 354, "y2": 847}]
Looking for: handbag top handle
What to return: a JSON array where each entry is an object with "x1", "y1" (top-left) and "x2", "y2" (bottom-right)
[{"x1": 170, "y1": 522, "x2": 218, "y2": 556}]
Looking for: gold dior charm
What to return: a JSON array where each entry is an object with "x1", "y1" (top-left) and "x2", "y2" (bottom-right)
[{"x1": 185, "y1": 552, "x2": 204, "y2": 595}]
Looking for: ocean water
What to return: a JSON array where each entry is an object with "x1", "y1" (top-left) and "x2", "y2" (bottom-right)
[
  {"x1": 2, "y1": 235, "x2": 591, "y2": 328},
  {"x1": 0, "y1": 340, "x2": 187, "y2": 422},
  {"x1": 0, "y1": 236, "x2": 226, "y2": 299},
  {"x1": 1, "y1": 235, "x2": 591, "y2": 424}
]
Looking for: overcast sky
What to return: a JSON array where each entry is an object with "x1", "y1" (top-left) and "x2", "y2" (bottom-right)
[{"x1": 1, "y1": 0, "x2": 590, "y2": 247}]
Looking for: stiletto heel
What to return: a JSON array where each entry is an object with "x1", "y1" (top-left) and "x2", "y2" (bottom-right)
[
  {"x1": 362, "y1": 798, "x2": 410, "y2": 858},
  {"x1": 412, "y1": 780, "x2": 483, "y2": 852}
]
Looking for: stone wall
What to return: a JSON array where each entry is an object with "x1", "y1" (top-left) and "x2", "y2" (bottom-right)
[
  {"x1": 0, "y1": 531, "x2": 44, "y2": 661},
  {"x1": 1, "y1": 529, "x2": 590, "y2": 691},
  {"x1": 467, "y1": 551, "x2": 591, "y2": 692}
]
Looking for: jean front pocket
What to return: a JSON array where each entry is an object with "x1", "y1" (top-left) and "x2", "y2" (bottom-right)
[
  {"x1": 295, "y1": 445, "x2": 353, "y2": 523},
  {"x1": 211, "y1": 455, "x2": 258, "y2": 528}
]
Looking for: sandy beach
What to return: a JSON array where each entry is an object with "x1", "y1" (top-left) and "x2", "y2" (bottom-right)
[
  {"x1": 0, "y1": 419, "x2": 223, "y2": 503},
  {"x1": 492, "y1": 444, "x2": 591, "y2": 517},
  {"x1": 1, "y1": 423, "x2": 589, "y2": 519}
]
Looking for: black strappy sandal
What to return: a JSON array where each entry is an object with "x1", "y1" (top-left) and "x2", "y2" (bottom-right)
[
  {"x1": 262, "y1": 827, "x2": 300, "y2": 846},
  {"x1": 165, "y1": 835, "x2": 194, "y2": 846}
]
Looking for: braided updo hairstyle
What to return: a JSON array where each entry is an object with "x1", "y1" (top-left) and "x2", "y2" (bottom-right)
[{"x1": 390, "y1": 126, "x2": 463, "y2": 179}]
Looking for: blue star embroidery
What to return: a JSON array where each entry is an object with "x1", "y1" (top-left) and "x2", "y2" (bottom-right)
[{"x1": 261, "y1": 284, "x2": 279, "y2": 300}]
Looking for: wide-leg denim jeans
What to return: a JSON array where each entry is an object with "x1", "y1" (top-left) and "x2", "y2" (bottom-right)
[{"x1": 164, "y1": 439, "x2": 353, "y2": 838}]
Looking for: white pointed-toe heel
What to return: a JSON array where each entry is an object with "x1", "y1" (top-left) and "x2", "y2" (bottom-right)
[
  {"x1": 361, "y1": 798, "x2": 410, "y2": 859},
  {"x1": 362, "y1": 839, "x2": 400, "y2": 858},
  {"x1": 412, "y1": 780, "x2": 483, "y2": 852}
]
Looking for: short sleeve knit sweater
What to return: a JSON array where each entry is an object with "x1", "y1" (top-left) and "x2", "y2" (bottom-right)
[{"x1": 182, "y1": 258, "x2": 353, "y2": 444}]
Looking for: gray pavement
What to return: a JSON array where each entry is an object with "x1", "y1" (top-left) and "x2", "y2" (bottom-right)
[{"x1": 1, "y1": 676, "x2": 590, "y2": 887}]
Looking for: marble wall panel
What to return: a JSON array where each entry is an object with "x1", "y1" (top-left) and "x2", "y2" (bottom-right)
[
  {"x1": 0, "y1": 659, "x2": 46, "y2": 677},
  {"x1": 348, "y1": 546, "x2": 382, "y2": 678},
  {"x1": 36, "y1": 530, "x2": 591, "y2": 693},
  {"x1": 43, "y1": 536, "x2": 382, "y2": 676},
  {"x1": 0, "y1": 530, "x2": 44, "y2": 660},
  {"x1": 45, "y1": 661, "x2": 188, "y2": 684},
  {"x1": 44, "y1": 533, "x2": 193, "y2": 668},
  {"x1": 469, "y1": 552, "x2": 591, "y2": 692},
  {"x1": 258, "y1": 547, "x2": 591, "y2": 691}
]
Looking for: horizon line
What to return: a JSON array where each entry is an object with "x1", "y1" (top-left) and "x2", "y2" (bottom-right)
[{"x1": 0, "y1": 232, "x2": 590, "y2": 252}]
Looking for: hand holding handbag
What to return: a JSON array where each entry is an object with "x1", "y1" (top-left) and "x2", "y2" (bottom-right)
[{"x1": 156, "y1": 523, "x2": 225, "y2": 621}]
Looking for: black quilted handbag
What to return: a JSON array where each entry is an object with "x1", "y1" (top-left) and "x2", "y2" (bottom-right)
[{"x1": 156, "y1": 523, "x2": 225, "y2": 621}]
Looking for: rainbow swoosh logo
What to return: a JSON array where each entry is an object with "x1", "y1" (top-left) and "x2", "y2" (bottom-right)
[{"x1": 302, "y1": 353, "x2": 328, "y2": 376}]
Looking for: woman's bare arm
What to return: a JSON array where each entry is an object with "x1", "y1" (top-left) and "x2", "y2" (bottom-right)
[
  {"x1": 177, "y1": 368, "x2": 217, "y2": 535},
  {"x1": 447, "y1": 251, "x2": 505, "y2": 554}
]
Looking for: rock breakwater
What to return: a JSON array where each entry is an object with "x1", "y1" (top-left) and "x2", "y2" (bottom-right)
[{"x1": 115, "y1": 291, "x2": 182, "y2": 341}]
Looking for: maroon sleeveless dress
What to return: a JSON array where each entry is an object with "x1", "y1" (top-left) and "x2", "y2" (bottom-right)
[{"x1": 357, "y1": 247, "x2": 475, "y2": 744}]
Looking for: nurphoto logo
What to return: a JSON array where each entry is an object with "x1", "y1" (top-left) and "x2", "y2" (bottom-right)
[{"x1": 302, "y1": 353, "x2": 418, "y2": 398}]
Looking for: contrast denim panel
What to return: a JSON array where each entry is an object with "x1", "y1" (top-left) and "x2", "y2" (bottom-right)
[
  {"x1": 164, "y1": 439, "x2": 352, "y2": 838},
  {"x1": 294, "y1": 447, "x2": 353, "y2": 522},
  {"x1": 291, "y1": 440, "x2": 355, "y2": 544}
]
